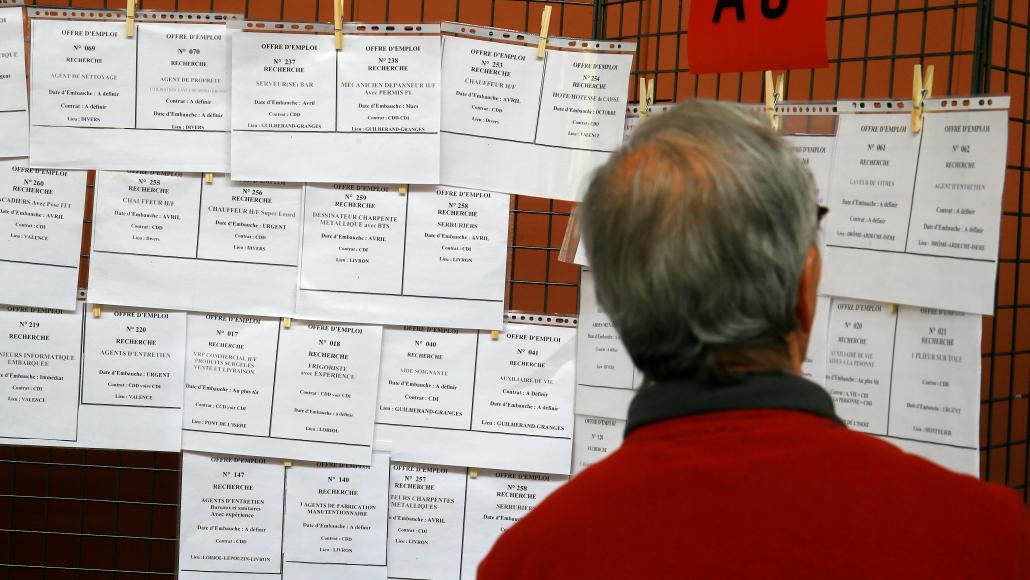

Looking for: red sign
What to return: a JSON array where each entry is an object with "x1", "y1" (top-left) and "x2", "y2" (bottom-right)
[{"x1": 688, "y1": 0, "x2": 828, "y2": 74}]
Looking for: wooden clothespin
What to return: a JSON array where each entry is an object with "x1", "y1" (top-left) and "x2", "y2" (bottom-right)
[
  {"x1": 125, "y1": 0, "x2": 136, "y2": 38},
  {"x1": 91, "y1": 304, "x2": 101, "y2": 318},
  {"x1": 638, "y1": 78, "x2": 649, "y2": 118},
  {"x1": 333, "y1": 0, "x2": 343, "y2": 50},
  {"x1": 283, "y1": 459, "x2": 293, "y2": 468},
  {"x1": 469, "y1": 467, "x2": 478, "y2": 479},
  {"x1": 398, "y1": 184, "x2": 408, "y2": 195},
  {"x1": 204, "y1": 173, "x2": 214, "y2": 184},
  {"x1": 911, "y1": 64, "x2": 935, "y2": 133},
  {"x1": 490, "y1": 330, "x2": 500, "y2": 340},
  {"x1": 638, "y1": 78, "x2": 654, "y2": 118},
  {"x1": 536, "y1": 5, "x2": 552, "y2": 59},
  {"x1": 764, "y1": 71, "x2": 784, "y2": 130},
  {"x1": 283, "y1": 317, "x2": 292, "y2": 329}
]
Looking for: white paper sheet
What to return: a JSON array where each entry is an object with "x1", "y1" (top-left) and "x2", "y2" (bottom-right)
[
  {"x1": 81, "y1": 305, "x2": 186, "y2": 408},
  {"x1": 0, "y1": 303, "x2": 186, "y2": 452},
  {"x1": 459, "y1": 469, "x2": 566, "y2": 579},
  {"x1": 574, "y1": 270, "x2": 640, "y2": 421},
  {"x1": 375, "y1": 326, "x2": 479, "y2": 430},
  {"x1": 0, "y1": 302, "x2": 188, "y2": 451},
  {"x1": 29, "y1": 20, "x2": 230, "y2": 171},
  {"x1": 879, "y1": 436, "x2": 979, "y2": 478},
  {"x1": 0, "y1": 159, "x2": 87, "y2": 309},
  {"x1": 822, "y1": 105, "x2": 1008, "y2": 314},
  {"x1": 887, "y1": 306, "x2": 981, "y2": 448},
  {"x1": 283, "y1": 562, "x2": 386, "y2": 579},
  {"x1": 824, "y1": 298, "x2": 981, "y2": 465},
  {"x1": 0, "y1": 7, "x2": 28, "y2": 157},
  {"x1": 440, "y1": 29, "x2": 633, "y2": 201},
  {"x1": 182, "y1": 313, "x2": 382, "y2": 465},
  {"x1": 230, "y1": 29, "x2": 440, "y2": 184},
  {"x1": 571, "y1": 415, "x2": 625, "y2": 475},
  {"x1": 180, "y1": 451, "x2": 393, "y2": 579},
  {"x1": 283, "y1": 453, "x2": 390, "y2": 571},
  {"x1": 78, "y1": 304, "x2": 185, "y2": 449},
  {"x1": 178, "y1": 452, "x2": 286, "y2": 576},
  {"x1": 573, "y1": 240, "x2": 589, "y2": 267},
  {"x1": 375, "y1": 322, "x2": 576, "y2": 475},
  {"x1": 826, "y1": 298, "x2": 901, "y2": 434},
  {"x1": 296, "y1": 184, "x2": 508, "y2": 329},
  {"x1": 387, "y1": 462, "x2": 467, "y2": 580},
  {"x1": 0, "y1": 303, "x2": 82, "y2": 441},
  {"x1": 88, "y1": 171, "x2": 301, "y2": 317}
]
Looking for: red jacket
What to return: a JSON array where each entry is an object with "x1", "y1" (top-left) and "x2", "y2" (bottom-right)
[{"x1": 480, "y1": 373, "x2": 1029, "y2": 579}]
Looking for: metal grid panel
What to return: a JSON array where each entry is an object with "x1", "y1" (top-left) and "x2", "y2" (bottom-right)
[
  {"x1": 984, "y1": 0, "x2": 1030, "y2": 499},
  {"x1": 1, "y1": 0, "x2": 1026, "y2": 577},
  {"x1": 598, "y1": 0, "x2": 1028, "y2": 494},
  {"x1": 3, "y1": 0, "x2": 587, "y2": 576}
]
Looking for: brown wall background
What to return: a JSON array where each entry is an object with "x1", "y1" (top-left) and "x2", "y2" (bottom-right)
[{"x1": 1, "y1": 0, "x2": 1028, "y2": 577}]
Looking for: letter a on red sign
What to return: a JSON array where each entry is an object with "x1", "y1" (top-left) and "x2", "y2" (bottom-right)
[{"x1": 688, "y1": 0, "x2": 828, "y2": 74}]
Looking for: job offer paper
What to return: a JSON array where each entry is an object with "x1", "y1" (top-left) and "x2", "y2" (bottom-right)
[
  {"x1": 178, "y1": 452, "x2": 287, "y2": 577},
  {"x1": 571, "y1": 415, "x2": 624, "y2": 475},
  {"x1": 181, "y1": 314, "x2": 383, "y2": 464},
  {"x1": 0, "y1": 303, "x2": 185, "y2": 451},
  {"x1": 824, "y1": 297, "x2": 981, "y2": 475},
  {"x1": 574, "y1": 270, "x2": 639, "y2": 421},
  {"x1": 0, "y1": 159, "x2": 87, "y2": 309},
  {"x1": 179, "y1": 455, "x2": 562, "y2": 580},
  {"x1": 440, "y1": 23, "x2": 634, "y2": 201},
  {"x1": 0, "y1": 7, "x2": 27, "y2": 157},
  {"x1": 459, "y1": 468, "x2": 566, "y2": 579},
  {"x1": 822, "y1": 99, "x2": 1009, "y2": 314},
  {"x1": 387, "y1": 462, "x2": 467, "y2": 580},
  {"x1": 375, "y1": 319, "x2": 577, "y2": 475},
  {"x1": 29, "y1": 19, "x2": 230, "y2": 171},
  {"x1": 230, "y1": 25, "x2": 440, "y2": 184},
  {"x1": 88, "y1": 171, "x2": 301, "y2": 317},
  {"x1": 295, "y1": 183, "x2": 509, "y2": 329},
  {"x1": 179, "y1": 451, "x2": 392, "y2": 580}
]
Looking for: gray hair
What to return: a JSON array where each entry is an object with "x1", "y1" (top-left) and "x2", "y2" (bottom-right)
[{"x1": 579, "y1": 100, "x2": 819, "y2": 382}]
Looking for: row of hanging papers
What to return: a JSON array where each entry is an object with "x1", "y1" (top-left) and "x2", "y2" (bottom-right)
[{"x1": 0, "y1": 4, "x2": 1012, "y2": 579}]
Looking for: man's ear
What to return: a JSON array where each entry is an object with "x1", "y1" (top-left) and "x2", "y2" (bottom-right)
[{"x1": 796, "y1": 246, "x2": 822, "y2": 333}]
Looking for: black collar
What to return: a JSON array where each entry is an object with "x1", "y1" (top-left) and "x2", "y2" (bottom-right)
[{"x1": 626, "y1": 372, "x2": 843, "y2": 437}]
